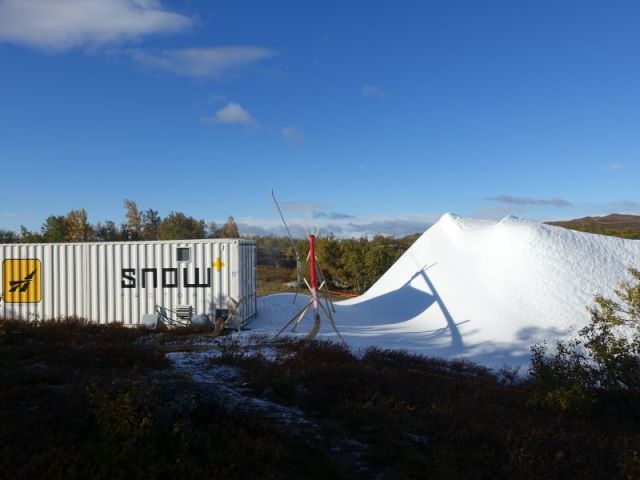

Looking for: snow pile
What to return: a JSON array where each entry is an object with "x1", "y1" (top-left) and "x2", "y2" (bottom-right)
[{"x1": 251, "y1": 214, "x2": 640, "y2": 368}]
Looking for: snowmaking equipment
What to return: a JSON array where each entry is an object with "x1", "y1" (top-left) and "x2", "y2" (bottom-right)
[{"x1": 271, "y1": 189, "x2": 344, "y2": 342}]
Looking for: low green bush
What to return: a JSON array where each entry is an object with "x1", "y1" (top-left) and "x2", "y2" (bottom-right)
[{"x1": 530, "y1": 268, "x2": 640, "y2": 412}]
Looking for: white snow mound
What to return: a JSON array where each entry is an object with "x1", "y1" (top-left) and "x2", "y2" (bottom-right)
[{"x1": 251, "y1": 213, "x2": 640, "y2": 368}]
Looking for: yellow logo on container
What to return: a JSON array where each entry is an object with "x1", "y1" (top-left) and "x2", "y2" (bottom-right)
[{"x1": 3, "y1": 259, "x2": 41, "y2": 303}]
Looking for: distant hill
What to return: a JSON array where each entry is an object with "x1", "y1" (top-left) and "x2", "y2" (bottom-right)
[{"x1": 547, "y1": 214, "x2": 640, "y2": 239}]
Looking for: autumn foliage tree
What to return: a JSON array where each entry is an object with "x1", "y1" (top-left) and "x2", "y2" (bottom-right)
[
  {"x1": 220, "y1": 216, "x2": 240, "y2": 238},
  {"x1": 64, "y1": 209, "x2": 92, "y2": 242},
  {"x1": 123, "y1": 199, "x2": 142, "y2": 240}
]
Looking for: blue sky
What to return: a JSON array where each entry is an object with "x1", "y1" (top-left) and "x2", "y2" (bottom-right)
[{"x1": 0, "y1": 0, "x2": 638, "y2": 237}]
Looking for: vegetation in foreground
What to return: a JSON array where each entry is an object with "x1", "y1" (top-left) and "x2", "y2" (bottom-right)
[
  {"x1": 0, "y1": 320, "x2": 336, "y2": 480},
  {"x1": 0, "y1": 318, "x2": 639, "y2": 478},
  {"x1": 530, "y1": 268, "x2": 640, "y2": 414},
  {"x1": 215, "y1": 340, "x2": 640, "y2": 479},
  {"x1": 2, "y1": 269, "x2": 640, "y2": 478}
]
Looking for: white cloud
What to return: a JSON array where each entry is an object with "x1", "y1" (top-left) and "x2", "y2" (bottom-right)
[
  {"x1": 129, "y1": 46, "x2": 275, "y2": 78},
  {"x1": 202, "y1": 102, "x2": 255, "y2": 125},
  {"x1": 282, "y1": 126, "x2": 305, "y2": 144},
  {"x1": 361, "y1": 84, "x2": 385, "y2": 97},
  {"x1": 0, "y1": 0, "x2": 192, "y2": 51},
  {"x1": 609, "y1": 163, "x2": 624, "y2": 170}
]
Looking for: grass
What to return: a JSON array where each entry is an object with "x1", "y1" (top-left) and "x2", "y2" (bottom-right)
[
  {"x1": 257, "y1": 264, "x2": 299, "y2": 296},
  {"x1": 548, "y1": 214, "x2": 640, "y2": 240},
  {"x1": 2, "y1": 319, "x2": 640, "y2": 479}
]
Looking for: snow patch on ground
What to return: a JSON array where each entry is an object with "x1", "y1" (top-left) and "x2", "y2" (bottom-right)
[
  {"x1": 167, "y1": 345, "x2": 370, "y2": 472},
  {"x1": 168, "y1": 349, "x2": 314, "y2": 427}
]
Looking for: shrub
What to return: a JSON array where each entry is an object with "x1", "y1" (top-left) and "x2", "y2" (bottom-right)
[{"x1": 530, "y1": 268, "x2": 640, "y2": 411}]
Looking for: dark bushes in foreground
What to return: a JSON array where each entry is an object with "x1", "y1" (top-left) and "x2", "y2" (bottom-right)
[
  {"x1": 0, "y1": 320, "x2": 337, "y2": 480},
  {"x1": 215, "y1": 338, "x2": 640, "y2": 479}
]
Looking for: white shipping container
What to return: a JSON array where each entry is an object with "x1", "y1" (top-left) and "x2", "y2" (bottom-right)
[{"x1": 0, "y1": 239, "x2": 257, "y2": 327}]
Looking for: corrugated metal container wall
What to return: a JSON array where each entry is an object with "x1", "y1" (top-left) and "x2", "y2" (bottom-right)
[{"x1": 0, "y1": 239, "x2": 257, "y2": 326}]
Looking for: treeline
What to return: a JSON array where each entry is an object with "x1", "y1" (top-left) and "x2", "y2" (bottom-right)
[
  {"x1": 0, "y1": 199, "x2": 240, "y2": 243},
  {"x1": 0, "y1": 201, "x2": 422, "y2": 292},
  {"x1": 251, "y1": 234, "x2": 420, "y2": 293},
  {"x1": 315, "y1": 234, "x2": 419, "y2": 292}
]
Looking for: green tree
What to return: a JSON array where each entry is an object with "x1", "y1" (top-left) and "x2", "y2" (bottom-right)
[
  {"x1": 119, "y1": 223, "x2": 137, "y2": 241},
  {"x1": 315, "y1": 234, "x2": 342, "y2": 286},
  {"x1": 364, "y1": 236, "x2": 400, "y2": 287},
  {"x1": 158, "y1": 212, "x2": 206, "y2": 240},
  {"x1": 0, "y1": 229, "x2": 19, "y2": 243},
  {"x1": 94, "y1": 221, "x2": 121, "y2": 241},
  {"x1": 530, "y1": 268, "x2": 640, "y2": 410},
  {"x1": 340, "y1": 238, "x2": 369, "y2": 292},
  {"x1": 141, "y1": 209, "x2": 161, "y2": 240},
  {"x1": 19, "y1": 226, "x2": 44, "y2": 243},
  {"x1": 41, "y1": 215, "x2": 68, "y2": 242}
]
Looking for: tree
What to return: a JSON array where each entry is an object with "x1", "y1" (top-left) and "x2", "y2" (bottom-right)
[
  {"x1": 158, "y1": 212, "x2": 206, "y2": 240},
  {"x1": 530, "y1": 268, "x2": 640, "y2": 410},
  {"x1": 340, "y1": 238, "x2": 369, "y2": 292},
  {"x1": 119, "y1": 223, "x2": 137, "y2": 241},
  {"x1": 65, "y1": 209, "x2": 93, "y2": 242},
  {"x1": 123, "y1": 199, "x2": 142, "y2": 240},
  {"x1": 41, "y1": 215, "x2": 68, "y2": 242},
  {"x1": 220, "y1": 215, "x2": 240, "y2": 238},
  {"x1": 316, "y1": 235, "x2": 342, "y2": 286},
  {"x1": 141, "y1": 209, "x2": 161, "y2": 240},
  {"x1": 206, "y1": 222, "x2": 221, "y2": 238},
  {"x1": 94, "y1": 221, "x2": 121, "y2": 241},
  {"x1": 19, "y1": 226, "x2": 44, "y2": 243},
  {"x1": 364, "y1": 236, "x2": 401, "y2": 287},
  {"x1": 0, "y1": 229, "x2": 19, "y2": 243}
]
